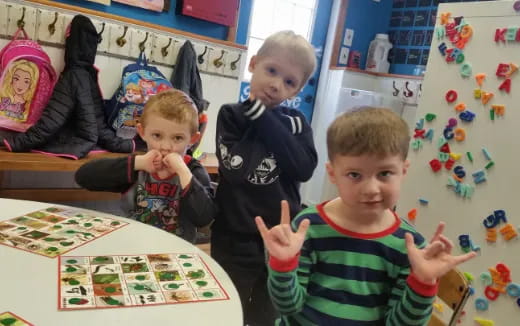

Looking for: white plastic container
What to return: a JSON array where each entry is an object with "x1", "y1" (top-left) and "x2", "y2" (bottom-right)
[{"x1": 366, "y1": 34, "x2": 393, "y2": 73}]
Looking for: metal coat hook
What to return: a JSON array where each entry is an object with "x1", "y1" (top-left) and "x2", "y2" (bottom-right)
[
  {"x1": 392, "y1": 81, "x2": 400, "y2": 96},
  {"x1": 213, "y1": 50, "x2": 226, "y2": 68},
  {"x1": 17, "y1": 7, "x2": 26, "y2": 29},
  {"x1": 97, "y1": 22, "x2": 106, "y2": 44},
  {"x1": 197, "y1": 46, "x2": 208, "y2": 64},
  {"x1": 138, "y1": 32, "x2": 149, "y2": 53},
  {"x1": 116, "y1": 26, "x2": 128, "y2": 47},
  {"x1": 161, "y1": 38, "x2": 172, "y2": 57},
  {"x1": 230, "y1": 53, "x2": 241, "y2": 71},
  {"x1": 404, "y1": 81, "x2": 414, "y2": 98},
  {"x1": 48, "y1": 12, "x2": 58, "y2": 35}
]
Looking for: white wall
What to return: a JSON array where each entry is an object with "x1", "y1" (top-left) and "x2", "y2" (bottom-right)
[{"x1": 302, "y1": 64, "x2": 424, "y2": 206}]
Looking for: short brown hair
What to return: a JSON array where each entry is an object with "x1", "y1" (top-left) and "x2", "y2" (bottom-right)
[
  {"x1": 140, "y1": 89, "x2": 199, "y2": 134},
  {"x1": 327, "y1": 107, "x2": 410, "y2": 161}
]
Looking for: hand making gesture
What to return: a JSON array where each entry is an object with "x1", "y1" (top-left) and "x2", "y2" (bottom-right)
[
  {"x1": 406, "y1": 222, "x2": 477, "y2": 284},
  {"x1": 255, "y1": 200, "x2": 310, "y2": 261},
  {"x1": 134, "y1": 149, "x2": 165, "y2": 174},
  {"x1": 163, "y1": 152, "x2": 193, "y2": 188}
]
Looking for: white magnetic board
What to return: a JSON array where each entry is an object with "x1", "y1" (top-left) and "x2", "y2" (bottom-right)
[{"x1": 397, "y1": 1, "x2": 520, "y2": 325}]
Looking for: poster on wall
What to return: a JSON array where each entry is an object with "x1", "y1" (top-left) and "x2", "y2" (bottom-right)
[
  {"x1": 85, "y1": 0, "x2": 111, "y2": 5},
  {"x1": 113, "y1": 0, "x2": 164, "y2": 12}
]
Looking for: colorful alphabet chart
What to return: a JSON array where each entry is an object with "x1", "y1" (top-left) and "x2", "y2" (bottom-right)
[
  {"x1": 0, "y1": 207, "x2": 128, "y2": 258},
  {"x1": 0, "y1": 311, "x2": 34, "y2": 326},
  {"x1": 58, "y1": 253, "x2": 230, "y2": 310}
]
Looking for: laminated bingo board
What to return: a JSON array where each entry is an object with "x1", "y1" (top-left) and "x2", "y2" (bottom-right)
[
  {"x1": 58, "y1": 253, "x2": 229, "y2": 310},
  {"x1": 0, "y1": 207, "x2": 127, "y2": 258},
  {"x1": 397, "y1": 1, "x2": 520, "y2": 326},
  {"x1": 0, "y1": 312, "x2": 33, "y2": 326}
]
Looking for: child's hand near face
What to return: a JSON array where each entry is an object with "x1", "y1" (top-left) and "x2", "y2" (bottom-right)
[
  {"x1": 256, "y1": 200, "x2": 310, "y2": 262},
  {"x1": 405, "y1": 222, "x2": 477, "y2": 284},
  {"x1": 163, "y1": 152, "x2": 192, "y2": 188},
  {"x1": 135, "y1": 150, "x2": 164, "y2": 174}
]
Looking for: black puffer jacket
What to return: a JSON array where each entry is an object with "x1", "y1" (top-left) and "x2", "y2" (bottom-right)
[
  {"x1": 2, "y1": 15, "x2": 133, "y2": 159},
  {"x1": 170, "y1": 40, "x2": 209, "y2": 113}
]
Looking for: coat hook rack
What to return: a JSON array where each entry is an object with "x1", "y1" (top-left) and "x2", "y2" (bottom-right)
[
  {"x1": 230, "y1": 53, "x2": 241, "y2": 71},
  {"x1": 404, "y1": 81, "x2": 414, "y2": 98},
  {"x1": 197, "y1": 46, "x2": 208, "y2": 64},
  {"x1": 17, "y1": 7, "x2": 26, "y2": 29},
  {"x1": 97, "y1": 22, "x2": 106, "y2": 44},
  {"x1": 213, "y1": 49, "x2": 226, "y2": 68},
  {"x1": 161, "y1": 38, "x2": 172, "y2": 57},
  {"x1": 392, "y1": 80, "x2": 400, "y2": 96},
  {"x1": 116, "y1": 26, "x2": 128, "y2": 47},
  {"x1": 138, "y1": 32, "x2": 149, "y2": 53},
  {"x1": 48, "y1": 12, "x2": 58, "y2": 35}
]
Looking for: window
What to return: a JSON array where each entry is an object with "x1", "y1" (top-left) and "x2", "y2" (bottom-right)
[{"x1": 243, "y1": 0, "x2": 317, "y2": 81}]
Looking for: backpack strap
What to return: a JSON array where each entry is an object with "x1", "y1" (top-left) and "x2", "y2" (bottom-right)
[
  {"x1": 12, "y1": 28, "x2": 29, "y2": 41},
  {"x1": 136, "y1": 52, "x2": 149, "y2": 67}
]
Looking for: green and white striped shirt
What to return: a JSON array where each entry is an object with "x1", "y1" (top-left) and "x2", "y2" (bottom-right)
[{"x1": 268, "y1": 203, "x2": 437, "y2": 325}]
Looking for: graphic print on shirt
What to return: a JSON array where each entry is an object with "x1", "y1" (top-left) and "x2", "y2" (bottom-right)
[
  {"x1": 248, "y1": 153, "x2": 279, "y2": 185},
  {"x1": 219, "y1": 141, "x2": 243, "y2": 170},
  {"x1": 134, "y1": 183, "x2": 180, "y2": 233}
]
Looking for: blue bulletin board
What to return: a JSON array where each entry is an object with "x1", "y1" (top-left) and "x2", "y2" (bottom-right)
[{"x1": 388, "y1": 0, "x2": 493, "y2": 76}]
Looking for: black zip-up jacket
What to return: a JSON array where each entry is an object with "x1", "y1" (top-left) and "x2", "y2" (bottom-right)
[
  {"x1": 2, "y1": 15, "x2": 133, "y2": 159},
  {"x1": 170, "y1": 40, "x2": 209, "y2": 114},
  {"x1": 214, "y1": 99, "x2": 318, "y2": 236}
]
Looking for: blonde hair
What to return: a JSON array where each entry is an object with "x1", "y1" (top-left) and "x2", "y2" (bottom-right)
[
  {"x1": 140, "y1": 89, "x2": 199, "y2": 134},
  {"x1": 256, "y1": 30, "x2": 317, "y2": 86},
  {"x1": 125, "y1": 83, "x2": 141, "y2": 92},
  {"x1": 0, "y1": 60, "x2": 39, "y2": 116},
  {"x1": 327, "y1": 107, "x2": 410, "y2": 161}
]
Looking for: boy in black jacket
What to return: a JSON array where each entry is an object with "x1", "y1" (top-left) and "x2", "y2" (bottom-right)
[
  {"x1": 76, "y1": 89, "x2": 215, "y2": 243},
  {"x1": 212, "y1": 31, "x2": 318, "y2": 325}
]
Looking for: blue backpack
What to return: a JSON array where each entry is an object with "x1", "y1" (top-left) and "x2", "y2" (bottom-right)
[{"x1": 106, "y1": 53, "x2": 172, "y2": 139}]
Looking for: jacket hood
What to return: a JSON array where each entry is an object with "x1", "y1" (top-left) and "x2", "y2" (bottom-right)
[{"x1": 65, "y1": 15, "x2": 99, "y2": 67}]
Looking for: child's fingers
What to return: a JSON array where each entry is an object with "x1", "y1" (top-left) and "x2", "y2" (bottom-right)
[
  {"x1": 450, "y1": 251, "x2": 477, "y2": 266},
  {"x1": 280, "y1": 200, "x2": 291, "y2": 225},
  {"x1": 255, "y1": 216, "x2": 270, "y2": 240},
  {"x1": 281, "y1": 224, "x2": 293, "y2": 242},
  {"x1": 439, "y1": 235, "x2": 454, "y2": 253},
  {"x1": 272, "y1": 226, "x2": 290, "y2": 246},
  {"x1": 405, "y1": 232, "x2": 416, "y2": 252},
  {"x1": 296, "y1": 219, "x2": 310, "y2": 237},
  {"x1": 424, "y1": 241, "x2": 445, "y2": 259},
  {"x1": 429, "y1": 222, "x2": 446, "y2": 243}
]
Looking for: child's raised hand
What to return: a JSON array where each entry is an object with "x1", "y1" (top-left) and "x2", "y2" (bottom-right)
[
  {"x1": 405, "y1": 222, "x2": 477, "y2": 284},
  {"x1": 163, "y1": 152, "x2": 188, "y2": 175},
  {"x1": 163, "y1": 152, "x2": 192, "y2": 187},
  {"x1": 255, "y1": 200, "x2": 310, "y2": 262},
  {"x1": 135, "y1": 150, "x2": 164, "y2": 174}
]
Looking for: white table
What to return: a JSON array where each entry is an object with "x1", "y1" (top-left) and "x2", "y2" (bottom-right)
[{"x1": 0, "y1": 199, "x2": 242, "y2": 326}]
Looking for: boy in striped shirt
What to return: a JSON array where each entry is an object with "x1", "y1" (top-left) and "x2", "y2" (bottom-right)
[{"x1": 255, "y1": 107, "x2": 476, "y2": 325}]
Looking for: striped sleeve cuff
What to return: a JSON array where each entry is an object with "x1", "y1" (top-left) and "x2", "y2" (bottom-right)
[
  {"x1": 269, "y1": 254, "x2": 300, "y2": 272},
  {"x1": 407, "y1": 273, "x2": 439, "y2": 297},
  {"x1": 243, "y1": 99, "x2": 266, "y2": 120},
  {"x1": 286, "y1": 115, "x2": 303, "y2": 134}
]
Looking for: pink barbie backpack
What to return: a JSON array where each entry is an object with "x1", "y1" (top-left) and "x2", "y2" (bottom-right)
[{"x1": 0, "y1": 28, "x2": 57, "y2": 132}]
